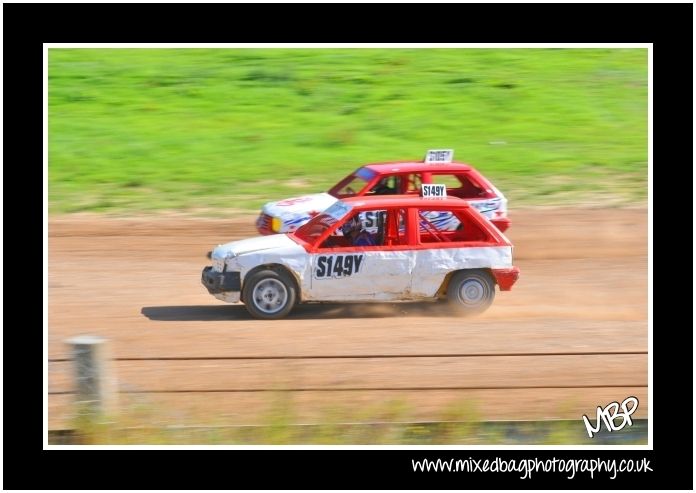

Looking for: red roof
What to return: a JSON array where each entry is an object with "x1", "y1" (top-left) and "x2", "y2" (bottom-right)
[
  {"x1": 341, "y1": 195, "x2": 472, "y2": 209},
  {"x1": 363, "y1": 161, "x2": 472, "y2": 174}
]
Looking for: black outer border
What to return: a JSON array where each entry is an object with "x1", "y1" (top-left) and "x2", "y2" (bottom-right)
[{"x1": 4, "y1": 2, "x2": 692, "y2": 490}]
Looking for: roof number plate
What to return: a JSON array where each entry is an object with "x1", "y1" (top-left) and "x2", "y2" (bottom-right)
[
  {"x1": 424, "y1": 149, "x2": 454, "y2": 163},
  {"x1": 421, "y1": 184, "x2": 447, "y2": 198}
]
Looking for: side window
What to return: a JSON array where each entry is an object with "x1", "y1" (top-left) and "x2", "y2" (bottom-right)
[
  {"x1": 317, "y1": 209, "x2": 410, "y2": 249},
  {"x1": 367, "y1": 175, "x2": 400, "y2": 195},
  {"x1": 417, "y1": 209, "x2": 462, "y2": 241},
  {"x1": 405, "y1": 173, "x2": 423, "y2": 193},
  {"x1": 431, "y1": 173, "x2": 485, "y2": 199},
  {"x1": 361, "y1": 210, "x2": 381, "y2": 231},
  {"x1": 417, "y1": 209, "x2": 492, "y2": 244},
  {"x1": 383, "y1": 208, "x2": 409, "y2": 247},
  {"x1": 318, "y1": 210, "x2": 387, "y2": 249}
]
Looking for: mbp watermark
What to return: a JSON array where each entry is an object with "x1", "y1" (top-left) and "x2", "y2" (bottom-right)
[{"x1": 582, "y1": 396, "x2": 639, "y2": 438}]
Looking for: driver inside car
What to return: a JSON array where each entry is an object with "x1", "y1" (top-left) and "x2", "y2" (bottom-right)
[
  {"x1": 369, "y1": 177, "x2": 398, "y2": 195},
  {"x1": 341, "y1": 215, "x2": 379, "y2": 246}
]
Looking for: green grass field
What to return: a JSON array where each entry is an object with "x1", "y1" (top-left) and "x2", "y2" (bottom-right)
[{"x1": 48, "y1": 48, "x2": 648, "y2": 214}]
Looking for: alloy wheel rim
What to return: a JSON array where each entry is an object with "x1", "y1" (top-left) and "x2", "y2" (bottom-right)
[
  {"x1": 252, "y1": 278, "x2": 288, "y2": 314},
  {"x1": 458, "y1": 278, "x2": 487, "y2": 306}
]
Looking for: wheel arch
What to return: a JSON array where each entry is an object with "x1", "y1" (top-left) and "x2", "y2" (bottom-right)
[
  {"x1": 435, "y1": 267, "x2": 495, "y2": 298},
  {"x1": 241, "y1": 263, "x2": 302, "y2": 303}
]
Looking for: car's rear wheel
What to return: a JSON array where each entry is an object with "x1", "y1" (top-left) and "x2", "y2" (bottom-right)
[
  {"x1": 446, "y1": 269, "x2": 495, "y2": 315},
  {"x1": 242, "y1": 269, "x2": 297, "y2": 320}
]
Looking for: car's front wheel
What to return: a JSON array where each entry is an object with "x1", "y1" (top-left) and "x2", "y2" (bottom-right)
[
  {"x1": 242, "y1": 269, "x2": 297, "y2": 320},
  {"x1": 446, "y1": 269, "x2": 495, "y2": 315}
]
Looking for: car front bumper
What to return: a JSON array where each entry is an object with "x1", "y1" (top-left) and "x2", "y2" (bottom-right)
[{"x1": 201, "y1": 266, "x2": 242, "y2": 300}]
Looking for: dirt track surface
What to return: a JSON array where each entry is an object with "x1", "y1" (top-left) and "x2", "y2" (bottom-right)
[{"x1": 48, "y1": 208, "x2": 648, "y2": 429}]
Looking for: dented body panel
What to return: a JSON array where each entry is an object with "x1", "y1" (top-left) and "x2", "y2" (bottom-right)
[
  {"x1": 203, "y1": 196, "x2": 519, "y2": 313},
  {"x1": 410, "y1": 246, "x2": 513, "y2": 297},
  {"x1": 306, "y1": 250, "x2": 413, "y2": 301},
  {"x1": 209, "y1": 234, "x2": 312, "y2": 301}
]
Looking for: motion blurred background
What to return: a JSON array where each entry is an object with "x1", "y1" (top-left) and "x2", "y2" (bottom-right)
[
  {"x1": 49, "y1": 49, "x2": 646, "y2": 213},
  {"x1": 48, "y1": 48, "x2": 648, "y2": 444}
]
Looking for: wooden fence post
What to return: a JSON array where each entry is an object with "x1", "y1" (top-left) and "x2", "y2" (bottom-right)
[{"x1": 66, "y1": 335, "x2": 117, "y2": 417}]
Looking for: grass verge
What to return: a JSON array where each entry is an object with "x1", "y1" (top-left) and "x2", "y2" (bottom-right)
[{"x1": 49, "y1": 48, "x2": 648, "y2": 214}]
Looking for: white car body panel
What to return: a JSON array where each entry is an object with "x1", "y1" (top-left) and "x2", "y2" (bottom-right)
[
  {"x1": 261, "y1": 193, "x2": 339, "y2": 233},
  {"x1": 213, "y1": 234, "x2": 300, "y2": 259},
  {"x1": 306, "y1": 250, "x2": 413, "y2": 301},
  {"x1": 210, "y1": 234, "x2": 512, "y2": 303},
  {"x1": 410, "y1": 246, "x2": 512, "y2": 296},
  {"x1": 210, "y1": 234, "x2": 311, "y2": 303}
]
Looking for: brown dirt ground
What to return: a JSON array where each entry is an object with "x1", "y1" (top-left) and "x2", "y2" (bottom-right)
[{"x1": 48, "y1": 208, "x2": 648, "y2": 429}]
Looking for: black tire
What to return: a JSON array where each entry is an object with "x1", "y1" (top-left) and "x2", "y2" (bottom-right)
[
  {"x1": 242, "y1": 269, "x2": 297, "y2": 320},
  {"x1": 446, "y1": 269, "x2": 495, "y2": 315}
]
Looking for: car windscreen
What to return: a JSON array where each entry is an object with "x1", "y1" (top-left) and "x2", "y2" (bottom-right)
[
  {"x1": 292, "y1": 200, "x2": 354, "y2": 244},
  {"x1": 328, "y1": 167, "x2": 376, "y2": 198}
]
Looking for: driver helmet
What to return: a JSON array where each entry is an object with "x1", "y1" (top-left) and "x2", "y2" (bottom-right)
[
  {"x1": 373, "y1": 178, "x2": 395, "y2": 195},
  {"x1": 341, "y1": 215, "x2": 362, "y2": 236}
]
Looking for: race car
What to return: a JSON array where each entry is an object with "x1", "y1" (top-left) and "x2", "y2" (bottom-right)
[
  {"x1": 203, "y1": 192, "x2": 519, "y2": 320},
  {"x1": 256, "y1": 149, "x2": 510, "y2": 235}
]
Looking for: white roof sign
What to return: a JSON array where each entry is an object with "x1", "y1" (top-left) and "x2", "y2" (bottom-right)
[{"x1": 424, "y1": 149, "x2": 454, "y2": 163}]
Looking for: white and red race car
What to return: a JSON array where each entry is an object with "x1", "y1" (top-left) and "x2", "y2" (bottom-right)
[
  {"x1": 256, "y1": 149, "x2": 510, "y2": 235},
  {"x1": 203, "y1": 193, "x2": 519, "y2": 319}
]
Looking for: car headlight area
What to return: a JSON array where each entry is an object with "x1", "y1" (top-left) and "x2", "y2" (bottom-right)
[{"x1": 271, "y1": 216, "x2": 282, "y2": 233}]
